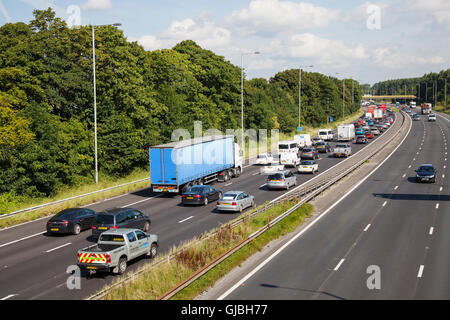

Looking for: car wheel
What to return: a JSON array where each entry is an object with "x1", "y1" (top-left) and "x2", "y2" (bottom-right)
[
  {"x1": 118, "y1": 257, "x2": 127, "y2": 275},
  {"x1": 148, "y1": 243, "x2": 158, "y2": 258},
  {"x1": 73, "y1": 224, "x2": 81, "y2": 235},
  {"x1": 239, "y1": 205, "x2": 243, "y2": 213},
  {"x1": 143, "y1": 221, "x2": 150, "y2": 232}
]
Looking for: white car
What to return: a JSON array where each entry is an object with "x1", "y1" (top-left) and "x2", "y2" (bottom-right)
[
  {"x1": 428, "y1": 114, "x2": 436, "y2": 122},
  {"x1": 298, "y1": 160, "x2": 319, "y2": 174},
  {"x1": 255, "y1": 153, "x2": 274, "y2": 165},
  {"x1": 260, "y1": 161, "x2": 285, "y2": 175}
]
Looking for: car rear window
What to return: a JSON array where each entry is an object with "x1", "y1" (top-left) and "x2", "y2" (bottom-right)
[
  {"x1": 279, "y1": 144, "x2": 289, "y2": 149},
  {"x1": 419, "y1": 166, "x2": 434, "y2": 172},
  {"x1": 99, "y1": 234, "x2": 124, "y2": 242},
  {"x1": 188, "y1": 186, "x2": 206, "y2": 193},
  {"x1": 94, "y1": 214, "x2": 114, "y2": 225},
  {"x1": 268, "y1": 173, "x2": 284, "y2": 180},
  {"x1": 302, "y1": 149, "x2": 313, "y2": 152},
  {"x1": 222, "y1": 193, "x2": 238, "y2": 200},
  {"x1": 301, "y1": 160, "x2": 314, "y2": 165},
  {"x1": 257, "y1": 155, "x2": 267, "y2": 158}
]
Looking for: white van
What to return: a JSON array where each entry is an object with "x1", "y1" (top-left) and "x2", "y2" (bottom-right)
[
  {"x1": 278, "y1": 140, "x2": 299, "y2": 156},
  {"x1": 280, "y1": 152, "x2": 300, "y2": 167},
  {"x1": 318, "y1": 129, "x2": 333, "y2": 141}
]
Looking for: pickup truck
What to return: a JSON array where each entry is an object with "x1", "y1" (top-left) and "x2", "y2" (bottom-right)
[
  {"x1": 333, "y1": 144, "x2": 352, "y2": 158},
  {"x1": 77, "y1": 228, "x2": 158, "y2": 275}
]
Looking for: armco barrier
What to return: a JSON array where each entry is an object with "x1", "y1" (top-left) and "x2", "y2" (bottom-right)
[{"x1": 88, "y1": 111, "x2": 409, "y2": 300}]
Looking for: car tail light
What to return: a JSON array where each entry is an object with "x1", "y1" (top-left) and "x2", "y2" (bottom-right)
[
  {"x1": 92, "y1": 226, "x2": 96, "y2": 230},
  {"x1": 219, "y1": 173, "x2": 223, "y2": 176},
  {"x1": 217, "y1": 201, "x2": 220, "y2": 205},
  {"x1": 232, "y1": 202, "x2": 237, "y2": 206},
  {"x1": 181, "y1": 195, "x2": 186, "y2": 198},
  {"x1": 62, "y1": 221, "x2": 69, "y2": 226},
  {"x1": 280, "y1": 179, "x2": 285, "y2": 182},
  {"x1": 111, "y1": 225, "x2": 118, "y2": 230},
  {"x1": 194, "y1": 195, "x2": 202, "y2": 198}
]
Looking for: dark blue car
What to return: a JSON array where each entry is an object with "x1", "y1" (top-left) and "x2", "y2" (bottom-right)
[{"x1": 415, "y1": 164, "x2": 437, "y2": 183}]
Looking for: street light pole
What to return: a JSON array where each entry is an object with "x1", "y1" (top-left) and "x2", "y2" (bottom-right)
[
  {"x1": 240, "y1": 51, "x2": 260, "y2": 151},
  {"x1": 92, "y1": 23, "x2": 121, "y2": 184}
]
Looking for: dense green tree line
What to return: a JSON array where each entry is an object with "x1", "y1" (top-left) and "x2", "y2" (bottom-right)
[
  {"x1": 0, "y1": 9, "x2": 361, "y2": 199},
  {"x1": 371, "y1": 69, "x2": 449, "y2": 106}
]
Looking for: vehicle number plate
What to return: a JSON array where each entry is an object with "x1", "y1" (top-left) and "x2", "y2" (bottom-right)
[
  {"x1": 272, "y1": 180, "x2": 279, "y2": 182},
  {"x1": 51, "y1": 228, "x2": 59, "y2": 231},
  {"x1": 99, "y1": 227, "x2": 108, "y2": 230},
  {"x1": 187, "y1": 197, "x2": 194, "y2": 200},
  {"x1": 87, "y1": 266, "x2": 98, "y2": 270},
  {"x1": 302, "y1": 166, "x2": 308, "y2": 168},
  {"x1": 221, "y1": 203, "x2": 230, "y2": 205}
]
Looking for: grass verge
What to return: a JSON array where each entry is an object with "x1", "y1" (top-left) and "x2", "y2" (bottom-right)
[
  {"x1": 0, "y1": 168, "x2": 150, "y2": 229},
  {"x1": 100, "y1": 200, "x2": 313, "y2": 300}
]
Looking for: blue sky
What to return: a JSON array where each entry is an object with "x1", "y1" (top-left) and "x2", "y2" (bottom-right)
[{"x1": 1, "y1": 0, "x2": 449, "y2": 85}]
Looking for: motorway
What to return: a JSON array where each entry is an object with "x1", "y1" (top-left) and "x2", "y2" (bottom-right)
[
  {"x1": 0, "y1": 115, "x2": 395, "y2": 300},
  {"x1": 219, "y1": 111, "x2": 449, "y2": 300}
]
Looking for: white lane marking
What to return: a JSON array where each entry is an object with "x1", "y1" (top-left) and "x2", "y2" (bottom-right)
[
  {"x1": 217, "y1": 116, "x2": 413, "y2": 300},
  {"x1": 429, "y1": 227, "x2": 434, "y2": 235},
  {"x1": 45, "y1": 242, "x2": 72, "y2": 253},
  {"x1": 402, "y1": 174, "x2": 406, "y2": 178},
  {"x1": 178, "y1": 216, "x2": 194, "y2": 224},
  {"x1": 413, "y1": 158, "x2": 416, "y2": 161},
  {"x1": 417, "y1": 265, "x2": 425, "y2": 278},
  {"x1": 259, "y1": 183, "x2": 267, "y2": 188},
  {"x1": 225, "y1": 182, "x2": 233, "y2": 187},
  {"x1": 121, "y1": 195, "x2": 162, "y2": 208},
  {"x1": 444, "y1": 165, "x2": 447, "y2": 169},
  {"x1": 252, "y1": 172, "x2": 259, "y2": 176},
  {"x1": 408, "y1": 165, "x2": 412, "y2": 168},
  {"x1": 382, "y1": 201, "x2": 387, "y2": 207},
  {"x1": 364, "y1": 224, "x2": 371, "y2": 232},
  {"x1": 440, "y1": 187, "x2": 443, "y2": 192},
  {"x1": 394, "y1": 186, "x2": 398, "y2": 190},
  {"x1": 0, "y1": 294, "x2": 17, "y2": 300},
  {"x1": 334, "y1": 259, "x2": 345, "y2": 271},
  {"x1": 0, "y1": 231, "x2": 45, "y2": 248},
  {"x1": 442, "y1": 174, "x2": 446, "y2": 179},
  {"x1": 435, "y1": 203, "x2": 440, "y2": 209}
]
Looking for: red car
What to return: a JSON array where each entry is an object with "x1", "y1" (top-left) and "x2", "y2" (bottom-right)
[{"x1": 365, "y1": 131, "x2": 374, "y2": 139}]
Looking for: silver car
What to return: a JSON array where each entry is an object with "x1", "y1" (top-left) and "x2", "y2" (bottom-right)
[
  {"x1": 266, "y1": 170, "x2": 297, "y2": 190},
  {"x1": 216, "y1": 191, "x2": 255, "y2": 213}
]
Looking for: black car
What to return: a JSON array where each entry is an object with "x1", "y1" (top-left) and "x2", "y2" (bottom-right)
[
  {"x1": 415, "y1": 164, "x2": 437, "y2": 183},
  {"x1": 315, "y1": 142, "x2": 331, "y2": 153},
  {"x1": 47, "y1": 208, "x2": 97, "y2": 235},
  {"x1": 91, "y1": 208, "x2": 151, "y2": 238},
  {"x1": 181, "y1": 185, "x2": 222, "y2": 206}
]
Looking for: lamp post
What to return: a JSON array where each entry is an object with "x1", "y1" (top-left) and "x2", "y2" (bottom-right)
[
  {"x1": 92, "y1": 23, "x2": 121, "y2": 184},
  {"x1": 240, "y1": 51, "x2": 260, "y2": 151},
  {"x1": 298, "y1": 65, "x2": 313, "y2": 130}
]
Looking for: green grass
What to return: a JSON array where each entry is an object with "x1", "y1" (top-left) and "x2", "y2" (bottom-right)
[
  {"x1": 434, "y1": 104, "x2": 450, "y2": 116},
  {"x1": 100, "y1": 200, "x2": 313, "y2": 300},
  {"x1": 0, "y1": 168, "x2": 150, "y2": 229}
]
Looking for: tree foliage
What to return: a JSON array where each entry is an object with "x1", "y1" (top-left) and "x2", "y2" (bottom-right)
[{"x1": 0, "y1": 8, "x2": 363, "y2": 198}]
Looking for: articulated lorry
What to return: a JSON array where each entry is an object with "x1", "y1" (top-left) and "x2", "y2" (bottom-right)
[
  {"x1": 149, "y1": 135, "x2": 243, "y2": 194},
  {"x1": 421, "y1": 103, "x2": 432, "y2": 114},
  {"x1": 337, "y1": 124, "x2": 355, "y2": 142}
]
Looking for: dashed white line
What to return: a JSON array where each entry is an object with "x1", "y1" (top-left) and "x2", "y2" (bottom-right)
[
  {"x1": 0, "y1": 231, "x2": 45, "y2": 248},
  {"x1": 334, "y1": 259, "x2": 345, "y2": 271},
  {"x1": 429, "y1": 227, "x2": 434, "y2": 235},
  {"x1": 382, "y1": 201, "x2": 387, "y2": 207},
  {"x1": 225, "y1": 182, "x2": 233, "y2": 186},
  {"x1": 402, "y1": 174, "x2": 406, "y2": 178},
  {"x1": 0, "y1": 294, "x2": 17, "y2": 300},
  {"x1": 252, "y1": 172, "x2": 259, "y2": 176},
  {"x1": 121, "y1": 195, "x2": 162, "y2": 208},
  {"x1": 435, "y1": 203, "x2": 440, "y2": 209},
  {"x1": 394, "y1": 186, "x2": 398, "y2": 190},
  {"x1": 442, "y1": 174, "x2": 446, "y2": 179},
  {"x1": 408, "y1": 165, "x2": 412, "y2": 168},
  {"x1": 45, "y1": 242, "x2": 72, "y2": 253},
  {"x1": 178, "y1": 216, "x2": 195, "y2": 224},
  {"x1": 259, "y1": 183, "x2": 267, "y2": 188},
  {"x1": 417, "y1": 265, "x2": 425, "y2": 278},
  {"x1": 440, "y1": 187, "x2": 443, "y2": 192},
  {"x1": 363, "y1": 224, "x2": 371, "y2": 232}
]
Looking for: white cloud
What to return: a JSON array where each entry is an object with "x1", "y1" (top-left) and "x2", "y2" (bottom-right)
[
  {"x1": 129, "y1": 35, "x2": 167, "y2": 52},
  {"x1": 81, "y1": 0, "x2": 113, "y2": 11},
  {"x1": 226, "y1": 0, "x2": 339, "y2": 36},
  {"x1": 373, "y1": 48, "x2": 445, "y2": 68},
  {"x1": 163, "y1": 18, "x2": 231, "y2": 49},
  {"x1": 406, "y1": 0, "x2": 450, "y2": 28},
  {"x1": 277, "y1": 33, "x2": 369, "y2": 67}
]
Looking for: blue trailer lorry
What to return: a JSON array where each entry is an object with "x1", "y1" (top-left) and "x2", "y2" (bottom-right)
[{"x1": 149, "y1": 135, "x2": 243, "y2": 194}]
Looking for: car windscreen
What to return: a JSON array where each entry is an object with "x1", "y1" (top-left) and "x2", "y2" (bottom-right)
[
  {"x1": 279, "y1": 144, "x2": 289, "y2": 149},
  {"x1": 94, "y1": 214, "x2": 114, "y2": 225},
  {"x1": 318, "y1": 131, "x2": 328, "y2": 135},
  {"x1": 99, "y1": 234, "x2": 125, "y2": 242},
  {"x1": 268, "y1": 173, "x2": 284, "y2": 180},
  {"x1": 418, "y1": 166, "x2": 434, "y2": 173}
]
